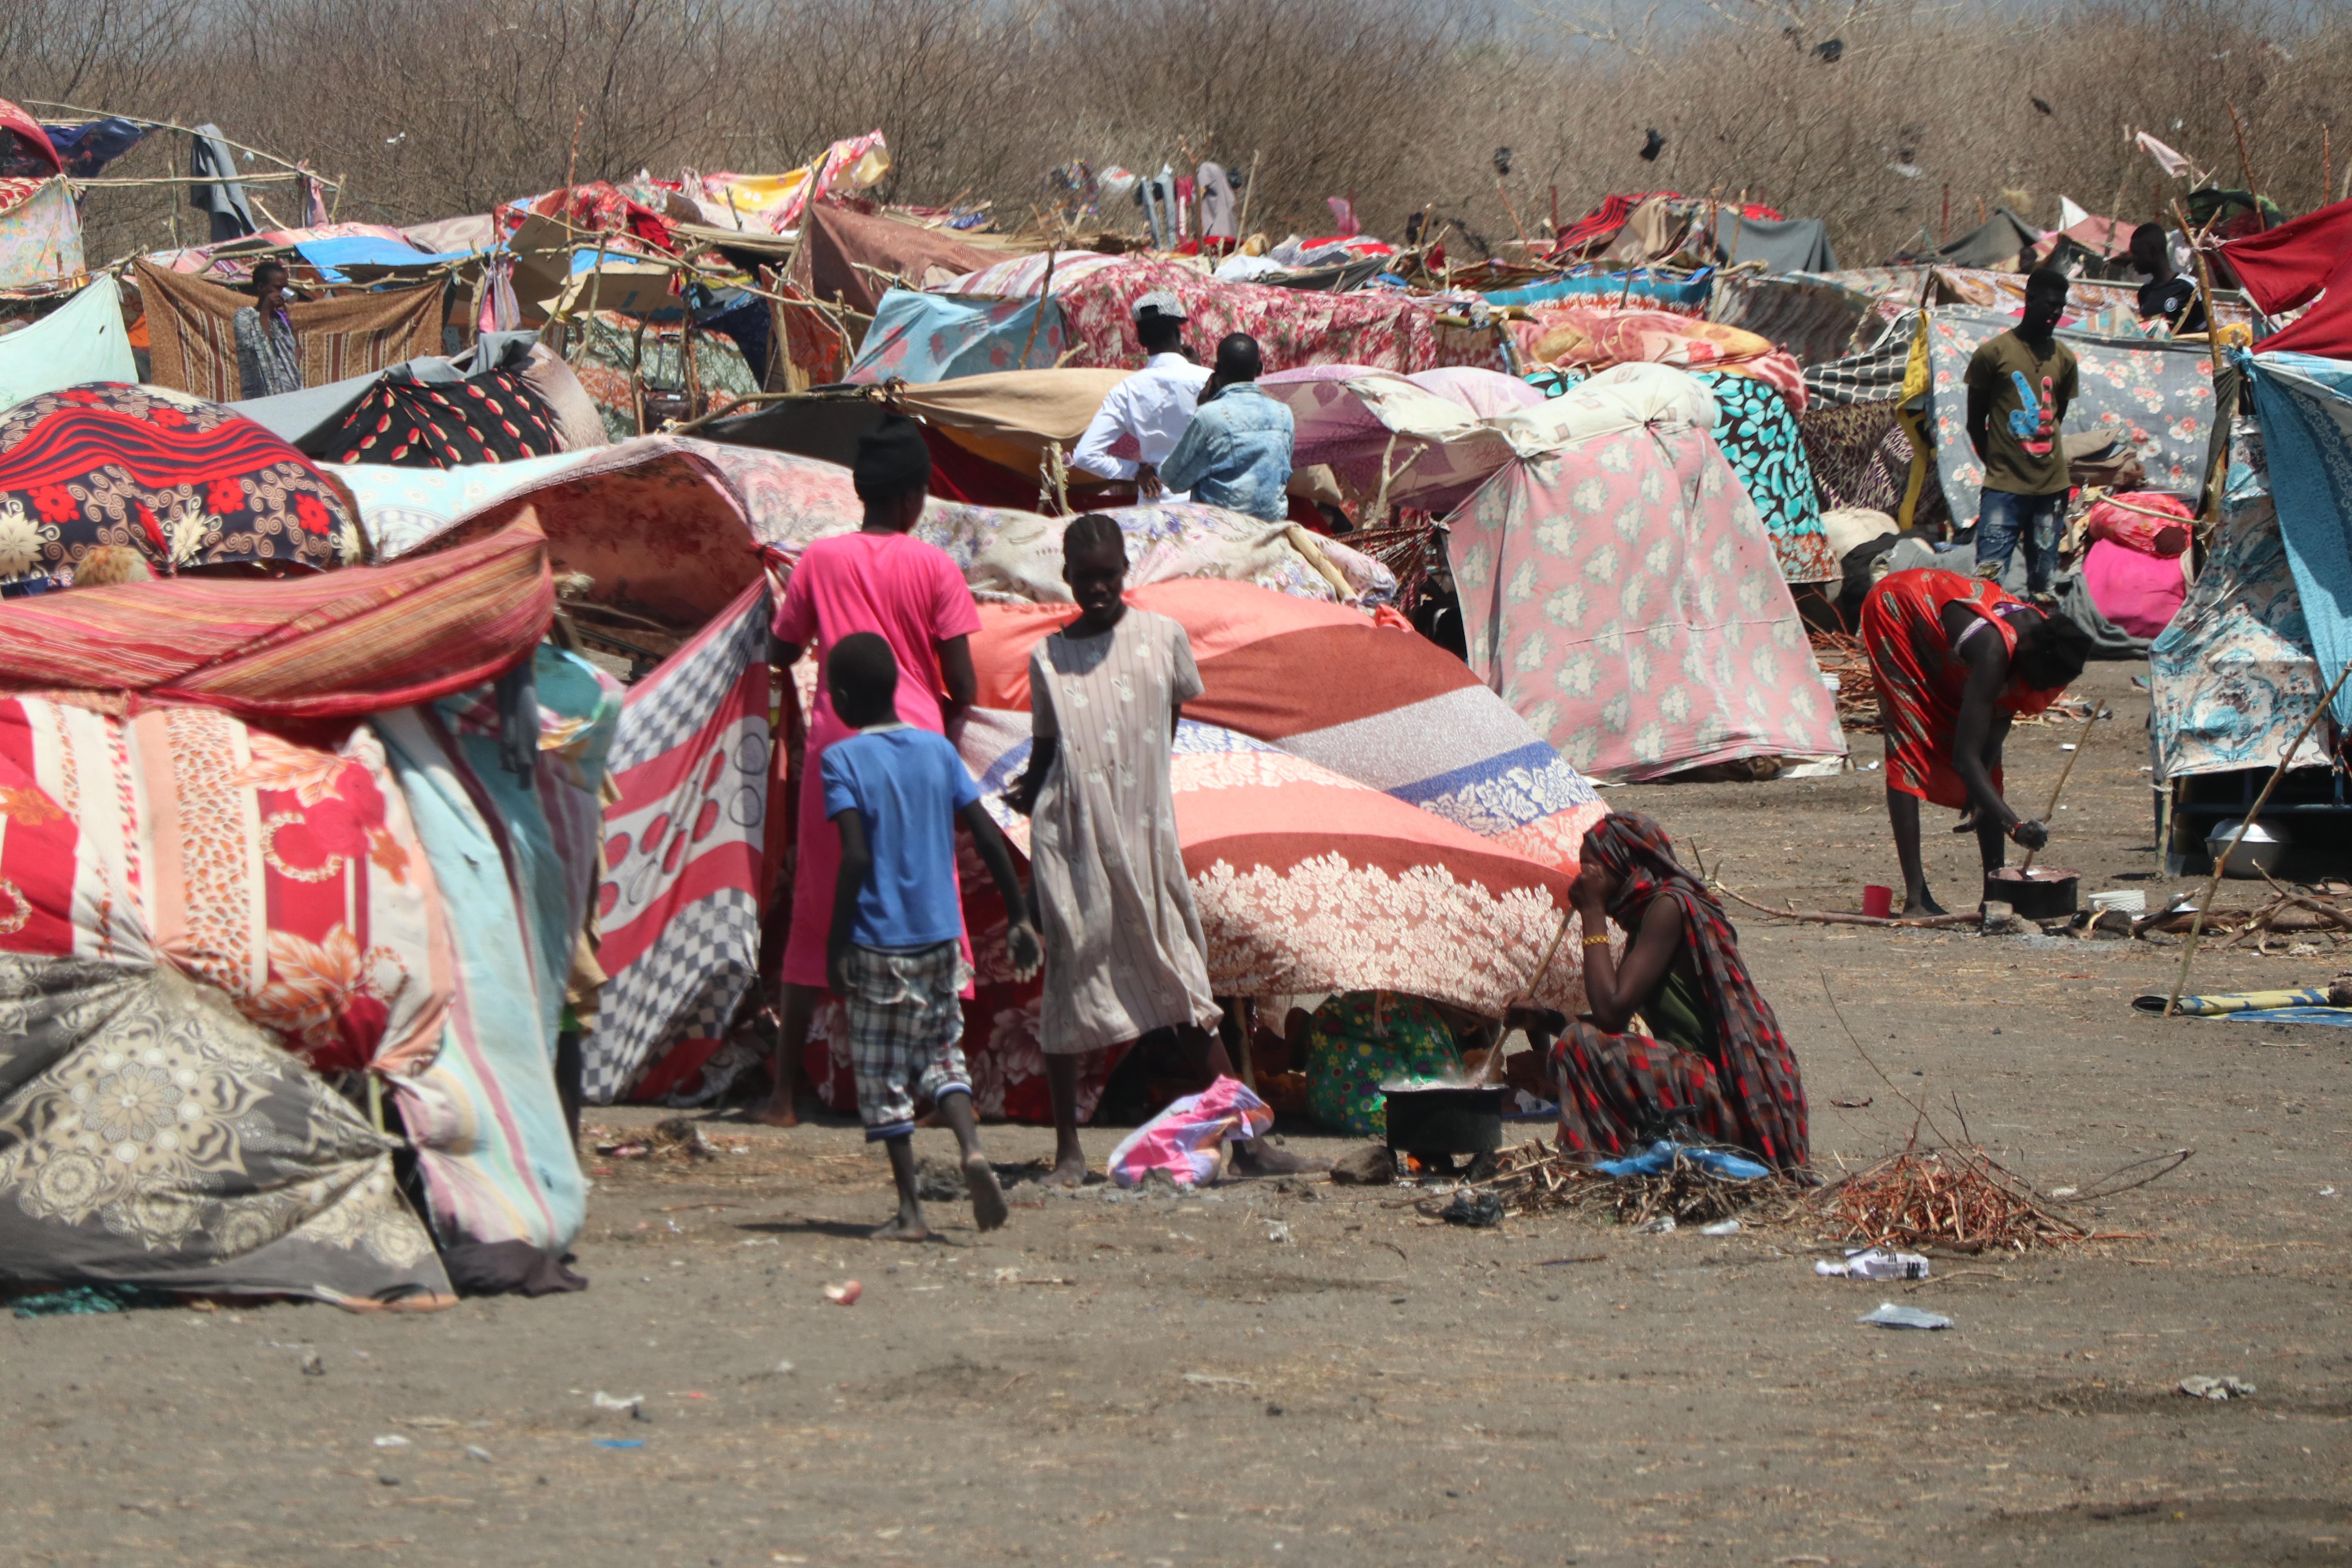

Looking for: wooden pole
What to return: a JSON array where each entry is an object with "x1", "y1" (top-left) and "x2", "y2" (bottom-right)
[
  {"x1": 2227, "y1": 102, "x2": 2263, "y2": 225},
  {"x1": 2325, "y1": 126, "x2": 2334, "y2": 213},
  {"x1": 2164, "y1": 655, "x2": 2352, "y2": 1014},
  {"x1": 1497, "y1": 176, "x2": 1532, "y2": 253},
  {"x1": 1235, "y1": 149, "x2": 1261, "y2": 249},
  {"x1": 2018, "y1": 706, "x2": 2102, "y2": 873},
  {"x1": 1017, "y1": 247, "x2": 1056, "y2": 368},
  {"x1": 1940, "y1": 183, "x2": 1951, "y2": 243}
]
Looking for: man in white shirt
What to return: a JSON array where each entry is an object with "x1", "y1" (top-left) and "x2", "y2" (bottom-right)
[{"x1": 1070, "y1": 291, "x2": 1210, "y2": 500}]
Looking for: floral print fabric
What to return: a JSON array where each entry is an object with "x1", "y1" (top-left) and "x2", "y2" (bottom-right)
[
  {"x1": 0, "y1": 383, "x2": 359, "y2": 592},
  {"x1": 1923, "y1": 307, "x2": 2216, "y2": 526},
  {"x1": 1305, "y1": 990, "x2": 1461, "y2": 1138},
  {"x1": 0, "y1": 956, "x2": 452, "y2": 1307},
  {"x1": 1446, "y1": 420, "x2": 1847, "y2": 781}
]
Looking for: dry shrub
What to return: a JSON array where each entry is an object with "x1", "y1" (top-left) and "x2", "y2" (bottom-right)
[{"x1": 15, "y1": 0, "x2": 2351, "y2": 270}]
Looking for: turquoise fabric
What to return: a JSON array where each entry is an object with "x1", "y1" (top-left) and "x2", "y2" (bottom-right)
[
  {"x1": 0, "y1": 279, "x2": 137, "y2": 411},
  {"x1": 372, "y1": 648, "x2": 619, "y2": 1252},
  {"x1": 846, "y1": 289, "x2": 1067, "y2": 384}
]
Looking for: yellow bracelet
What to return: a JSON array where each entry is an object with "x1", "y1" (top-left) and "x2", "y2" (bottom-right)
[{"x1": 1582, "y1": 932, "x2": 1612, "y2": 948}]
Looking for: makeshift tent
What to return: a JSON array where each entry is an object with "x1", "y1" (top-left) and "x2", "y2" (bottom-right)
[
  {"x1": 1708, "y1": 211, "x2": 1837, "y2": 273},
  {"x1": 0, "y1": 383, "x2": 362, "y2": 591},
  {"x1": 135, "y1": 260, "x2": 444, "y2": 402},
  {"x1": 944, "y1": 255, "x2": 1503, "y2": 375},
  {"x1": 2150, "y1": 428, "x2": 2331, "y2": 780},
  {"x1": 2220, "y1": 200, "x2": 2352, "y2": 360},
  {"x1": 1707, "y1": 274, "x2": 1874, "y2": 366},
  {"x1": 1259, "y1": 365, "x2": 1536, "y2": 513},
  {"x1": 2245, "y1": 352, "x2": 2352, "y2": 727},
  {"x1": 1936, "y1": 207, "x2": 2041, "y2": 270},
  {"x1": 295, "y1": 234, "x2": 469, "y2": 281},
  {"x1": 1920, "y1": 307, "x2": 2215, "y2": 526},
  {"x1": 0, "y1": 279, "x2": 137, "y2": 410},
  {"x1": 802, "y1": 580, "x2": 1611, "y2": 1123},
  {"x1": 1445, "y1": 383, "x2": 1846, "y2": 780},
  {"x1": 788, "y1": 201, "x2": 1011, "y2": 316},
  {"x1": 0, "y1": 956, "x2": 453, "y2": 1307},
  {"x1": 0, "y1": 514, "x2": 614, "y2": 1299},
  {"x1": 567, "y1": 311, "x2": 763, "y2": 441},
  {"x1": 237, "y1": 332, "x2": 606, "y2": 457},
  {"x1": 321, "y1": 364, "x2": 563, "y2": 467},
  {"x1": 845, "y1": 290, "x2": 1067, "y2": 383}
]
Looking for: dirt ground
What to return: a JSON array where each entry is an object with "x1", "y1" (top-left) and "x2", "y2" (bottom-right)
[{"x1": 5, "y1": 663, "x2": 2349, "y2": 1568}]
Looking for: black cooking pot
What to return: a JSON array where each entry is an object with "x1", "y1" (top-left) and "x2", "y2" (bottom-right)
[
  {"x1": 1984, "y1": 865, "x2": 2080, "y2": 920},
  {"x1": 1382, "y1": 1084, "x2": 1505, "y2": 1161}
]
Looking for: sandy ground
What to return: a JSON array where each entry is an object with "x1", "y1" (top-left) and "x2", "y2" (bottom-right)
[{"x1": 5, "y1": 663, "x2": 2350, "y2": 1567}]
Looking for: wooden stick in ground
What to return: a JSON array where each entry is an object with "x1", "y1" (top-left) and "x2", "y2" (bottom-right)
[
  {"x1": 1235, "y1": 150, "x2": 1262, "y2": 249},
  {"x1": 2165, "y1": 653, "x2": 2352, "y2": 1014},
  {"x1": 1716, "y1": 883, "x2": 1976, "y2": 929},
  {"x1": 1017, "y1": 247, "x2": 1056, "y2": 369},
  {"x1": 1472, "y1": 906, "x2": 1576, "y2": 1087},
  {"x1": 2020, "y1": 704, "x2": 2103, "y2": 873}
]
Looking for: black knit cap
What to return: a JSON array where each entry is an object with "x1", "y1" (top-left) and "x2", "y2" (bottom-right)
[{"x1": 852, "y1": 412, "x2": 933, "y2": 503}]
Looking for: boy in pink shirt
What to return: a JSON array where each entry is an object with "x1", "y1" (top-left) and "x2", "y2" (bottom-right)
[{"x1": 755, "y1": 415, "x2": 982, "y2": 1127}]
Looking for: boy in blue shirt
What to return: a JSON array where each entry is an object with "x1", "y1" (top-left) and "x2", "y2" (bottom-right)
[{"x1": 820, "y1": 632, "x2": 1043, "y2": 1240}]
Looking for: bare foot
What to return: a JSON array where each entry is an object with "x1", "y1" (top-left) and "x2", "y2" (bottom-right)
[
  {"x1": 870, "y1": 1214, "x2": 931, "y2": 1242},
  {"x1": 1899, "y1": 891, "x2": 1947, "y2": 919},
  {"x1": 1041, "y1": 1152, "x2": 1089, "y2": 1189},
  {"x1": 965, "y1": 1152, "x2": 1008, "y2": 1231},
  {"x1": 1231, "y1": 1139, "x2": 1328, "y2": 1178},
  {"x1": 746, "y1": 1096, "x2": 800, "y2": 1129}
]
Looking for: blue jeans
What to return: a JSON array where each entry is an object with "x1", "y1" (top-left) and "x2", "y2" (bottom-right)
[{"x1": 1973, "y1": 488, "x2": 2066, "y2": 597}]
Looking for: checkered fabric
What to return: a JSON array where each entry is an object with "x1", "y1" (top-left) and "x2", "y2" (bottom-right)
[
  {"x1": 581, "y1": 887, "x2": 762, "y2": 1104},
  {"x1": 578, "y1": 580, "x2": 775, "y2": 1105},
  {"x1": 842, "y1": 940, "x2": 969, "y2": 1140}
]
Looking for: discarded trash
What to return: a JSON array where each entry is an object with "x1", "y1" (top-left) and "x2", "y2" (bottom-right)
[
  {"x1": 1183, "y1": 1371, "x2": 1254, "y2": 1388},
  {"x1": 824, "y1": 1280, "x2": 862, "y2": 1305},
  {"x1": 465, "y1": 1445, "x2": 495, "y2": 1463},
  {"x1": 1858, "y1": 1301, "x2": 1951, "y2": 1330},
  {"x1": 592, "y1": 1439, "x2": 645, "y2": 1449},
  {"x1": 592, "y1": 1390, "x2": 642, "y2": 1413},
  {"x1": 773, "y1": 1359, "x2": 795, "y2": 1375},
  {"x1": 1699, "y1": 1219, "x2": 1742, "y2": 1236},
  {"x1": 1816, "y1": 1248, "x2": 1931, "y2": 1280},
  {"x1": 1638, "y1": 1214, "x2": 1677, "y2": 1234},
  {"x1": 1265, "y1": 1220, "x2": 1293, "y2": 1243},
  {"x1": 1594, "y1": 1139, "x2": 1771, "y2": 1182},
  {"x1": 2322, "y1": 1187, "x2": 2338, "y2": 1198},
  {"x1": 372, "y1": 1434, "x2": 412, "y2": 1449},
  {"x1": 299, "y1": 1350, "x2": 326, "y2": 1377},
  {"x1": 9, "y1": 1283, "x2": 181, "y2": 1317},
  {"x1": 2179, "y1": 1375, "x2": 2256, "y2": 1401},
  {"x1": 2047, "y1": 1186, "x2": 2078, "y2": 1198},
  {"x1": 1440, "y1": 1189, "x2": 1504, "y2": 1228}
]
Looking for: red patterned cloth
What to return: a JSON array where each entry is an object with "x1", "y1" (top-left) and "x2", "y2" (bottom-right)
[
  {"x1": 0, "y1": 384, "x2": 360, "y2": 590},
  {"x1": 2220, "y1": 197, "x2": 2352, "y2": 359},
  {"x1": 1859, "y1": 568, "x2": 2062, "y2": 808},
  {"x1": 1548, "y1": 191, "x2": 1681, "y2": 258},
  {"x1": 949, "y1": 256, "x2": 1502, "y2": 375},
  {"x1": 327, "y1": 368, "x2": 562, "y2": 468},
  {"x1": 0, "y1": 695, "x2": 450, "y2": 1076},
  {"x1": 0, "y1": 519, "x2": 552, "y2": 720},
  {"x1": 1555, "y1": 811, "x2": 1808, "y2": 1171}
]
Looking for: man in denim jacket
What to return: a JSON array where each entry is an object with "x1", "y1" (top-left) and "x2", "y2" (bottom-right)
[{"x1": 1160, "y1": 334, "x2": 1294, "y2": 521}]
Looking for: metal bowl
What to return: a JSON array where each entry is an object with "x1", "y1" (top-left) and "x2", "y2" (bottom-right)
[{"x1": 2207, "y1": 817, "x2": 2290, "y2": 879}]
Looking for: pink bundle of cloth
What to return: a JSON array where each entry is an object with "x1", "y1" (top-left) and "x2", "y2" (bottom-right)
[
  {"x1": 1511, "y1": 307, "x2": 1806, "y2": 412},
  {"x1": 1106, "y1": 1075, "x2": 1275, "y2": 1188},
  {"x1": 2080, "y1": 491, "x2": 2192, "y2": 640},
  {"x1": 2083, "y1": 492, "x2": 2193, "y2": 557}
]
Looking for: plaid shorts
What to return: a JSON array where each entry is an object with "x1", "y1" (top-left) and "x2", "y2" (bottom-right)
[{"x1": 842, "y1": 940, "x2": 970, "y2": 1141}]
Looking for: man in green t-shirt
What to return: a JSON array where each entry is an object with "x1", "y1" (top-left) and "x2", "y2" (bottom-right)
[{"x1": 1963, "y1": 267, "x2": 2078, "y2": 600}]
